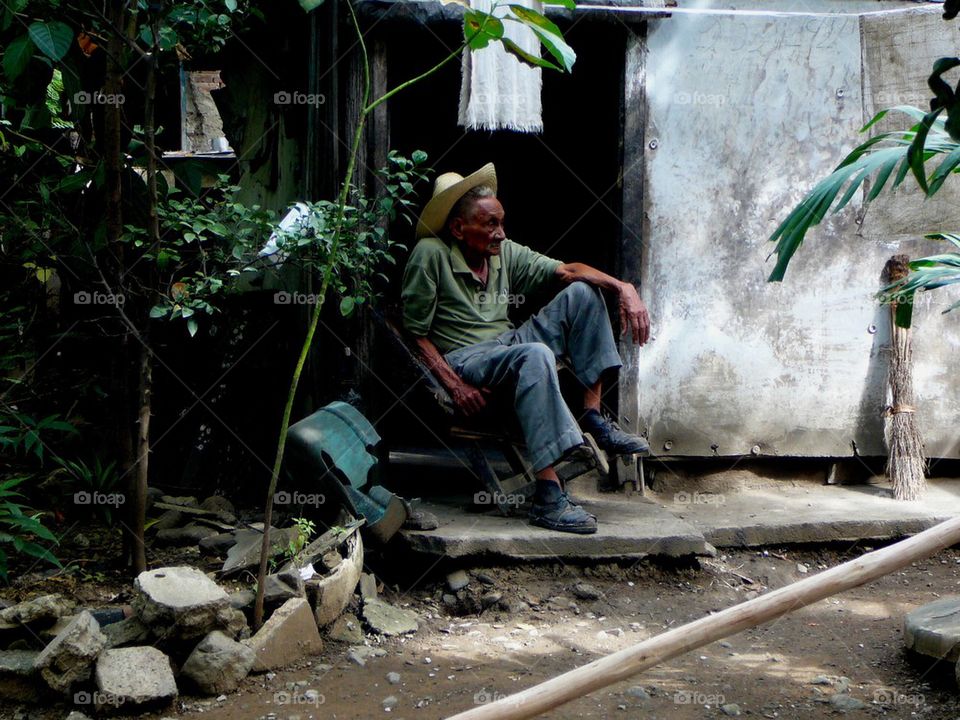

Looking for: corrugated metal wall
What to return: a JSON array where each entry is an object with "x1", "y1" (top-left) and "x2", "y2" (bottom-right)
[{"x1": 630, "y1": 3, "x2": 960, "y2": 459}]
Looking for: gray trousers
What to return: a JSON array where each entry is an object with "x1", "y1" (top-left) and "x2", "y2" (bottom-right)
[{"x1": 444, "y1": 282, "x2": 623, "y2": 471}]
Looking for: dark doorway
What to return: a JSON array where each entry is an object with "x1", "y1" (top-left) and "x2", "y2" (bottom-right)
[
  {"x1": 386, "y1": 18, "x2": 627, "y2": 277},
  {"x1": 377, "y1": 17, "x2": 630, "y2": 454}
]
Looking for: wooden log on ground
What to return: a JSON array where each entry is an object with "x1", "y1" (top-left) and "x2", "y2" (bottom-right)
[{"x1": 446, "y1": 515, "x2": 960, "y2": 720}]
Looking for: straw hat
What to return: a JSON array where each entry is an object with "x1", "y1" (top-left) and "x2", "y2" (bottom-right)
[{"x1": 415, "y1": 163, "x2": 498, "y2": 239}]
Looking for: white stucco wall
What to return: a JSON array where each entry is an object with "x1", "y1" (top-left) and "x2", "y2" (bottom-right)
[{"x1": 635, "y1": 3, "x2": 960, "y2": 458}]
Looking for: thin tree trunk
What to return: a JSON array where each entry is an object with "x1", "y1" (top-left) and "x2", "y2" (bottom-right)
[
  {"x1": 102, "y1": 0, "x2": 134, "y2": 566},
  {"x1": 132, "y1": 339, "x2": 151, "y2": 573},
  {"x1": 130, "y1": 22, "x2": 160, "y2": 574}
]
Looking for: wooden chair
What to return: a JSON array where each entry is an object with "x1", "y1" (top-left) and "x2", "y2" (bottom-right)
[{"x1": 375, "y1": 308, "x2": 608, "y2": 516}]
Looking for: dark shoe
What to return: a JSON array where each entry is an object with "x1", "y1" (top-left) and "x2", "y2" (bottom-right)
[
  {"x1": 399, "y1": 497, "x2": 439, "y2": 531},
  {"x1": 580, "y1": 410, "x2": 650, "y2": 456},
  {"x1": 529, "y1": 492, "x2": 598, "y2": 534}
]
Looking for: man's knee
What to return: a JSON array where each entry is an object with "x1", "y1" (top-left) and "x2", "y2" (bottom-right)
[
  {"x1": 513, "y1": 341, "x2": 555, "y2": 367},
  {"x1": 562, "y1": 280, "x2": 602, "y2": 306},
  {"x1": 512, "y1": 343, "x2": 560, "y2": 392}
]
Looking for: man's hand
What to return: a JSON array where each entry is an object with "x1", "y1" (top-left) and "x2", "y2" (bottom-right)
[
  {"x1": 448, "y1": 378, "x2": 491, "y2": 417},
  {"x1": 618, "y1": 282, "x2": 651, "y2": 345}
]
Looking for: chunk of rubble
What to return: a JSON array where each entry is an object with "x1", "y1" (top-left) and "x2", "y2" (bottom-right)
[
  {"x1": 133, "y1": 566, "x2": 245, "y2": 640},
  {"x1": 359, "y1": 573, "x2": 378, "y2": 600},
  {"x1": 160, "y1": 495, "x2": 199, "y2": 507},
  {"x1": 243, "y1": 598, "x2": 323, "y2": 672},
  {"x1": 0, "y1": 649, "x2": 42, "y2": 702},
  {"x1": 33, "y1": 611, "x2": 107, "y2": 694},
  {"x1": 263, "y1": 566, "x2": 305, "y2": 604},
  {"x1": 152, "y1": 500, "x2": 235, "y2": 525},
  {"x1": 362, "y1": 599, "x2": 419, "y2": 636},
  {"x1": 327, "y1": 613, "x2": 364, "y2": 644},
  {"x1": 200, "y1": 531, "x2": 240, "y2": 554},
  {"x1": 0, "y1": 594, "x2": 75, "y2": 625},
  {"x1": 151, "y1": 510, "x2": 183, "y2": 532},
  {"x1": 156, "y1": 524, "x2": 219, "y2": 546},
  {"x1": 181, "y1": 630, "x2": 255, "y2": 695},
  {"x1": 200, "y1": 495, "x2": 236, "y2": 517},
  {"x1": 102, "y1": 617, "x2": 151, "y2": 649},
  {"x1": 220, "y1": 527, "x2": 300, "y2": 575},
  {"x1": 446, "y1": 570, "x2": 469, "y2": 592},
  {"x1": 347, "y1": 644, "x2": 386, "y2": 667},
  {"x1": 904, "y1": 596, "x2": 960, "y2": 662},
  {"x1": 94, "y1": 646, "x2": 177, "y2": 710}
]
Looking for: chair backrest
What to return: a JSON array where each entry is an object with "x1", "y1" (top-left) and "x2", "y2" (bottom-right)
[{"x1": 373, "y1": 306, "x2": 456, "y2": 418}]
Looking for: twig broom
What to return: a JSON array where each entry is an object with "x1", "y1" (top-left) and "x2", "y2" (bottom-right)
[{"x1": 882, "y1": 254, "x2": 926, "y2": 501}]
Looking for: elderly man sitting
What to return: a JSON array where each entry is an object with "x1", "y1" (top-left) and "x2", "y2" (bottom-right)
[{"x1": 401, "y1": 163, "x2": 651, "y2": 534}]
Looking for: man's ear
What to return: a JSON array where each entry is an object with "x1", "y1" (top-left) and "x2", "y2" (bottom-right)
[{"x1": 448, "y1": 216, "x2": 464, "y2": 240}]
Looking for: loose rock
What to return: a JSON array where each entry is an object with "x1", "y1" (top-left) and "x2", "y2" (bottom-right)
[
  {"x1": 904, "y1": 596, "x2": 960, "y2": 662},
  {"x1": 151, "y1": 510, "x2": 183, "y2": 532},
  {"x1": 359, "y1": 573, "x2": 378, "y2": 601},
  {"x1": 102, "y1": 617, "x2": 150, "y2": 649},
  {"x1": 0, "y1": 649, "x2": 42, "y2": 702},
  {"x1": 362, "y1": 600, "x2": 419, "y2": 636},
  {"x1": 346, "y1": 645, "x2": 384, "y2": 667},
  {"x1": 33, "y1": 611, "x2": 106, "y2": 694},
  {"x1": 720, "y1": 703, "x2": 741, "y2": 716},
  {"x1": 95, "y1": 646, "x2": 177, "y2": 709},
  {"x1": 386, "y1": 671, "x2": 401, "y2": 685},
  {"x1": 221, "y1": 527, "x2": 300, "y2": 575},
  {"x1": 263, "y1": 567, "x2": 305, "y2": 604},
  {"x1": 243, "y1": 598, "x2": 323, "y2": 672},
  {"x1": 133, "y1": 566, "x2": 241, "y2": 641},
  {"x1": 446, "y1": 570, "x2": 470, "y2": 592},
  {"x1": 571, "y1": 582, "x2": 601, "y2": 601},
  {"x1": 156, "y1": 524, "x2": 219, "y2": 546},
  {"x1": 327, "y1": 614, "x2": 364, "y2": 644},
  {"x1": 229, "y1": 590, "x2": 256, "y2": 610},
  {"x1": 0, "y1": 594, "x2": 75, "y2": 626},
  {"x1": 829, "y1": 693, "x2": 867, "y2": 711},
  {"x1": 481, "y1": 592, "x2": 502, "y2": 609},
  {"x1": 200, "y1": 495, "x2": 236, "y2": 517},
  {"x1": 181, "y1": 631, "x2": 255, "y2": 695},
  {"x1": 160, "y1": 495, "x2": 199, "y2": 507}
]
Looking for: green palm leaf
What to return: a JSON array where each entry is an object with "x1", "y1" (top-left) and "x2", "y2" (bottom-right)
[{"x1": 769, "y1": 107, "x2": 959, "y2": 282}]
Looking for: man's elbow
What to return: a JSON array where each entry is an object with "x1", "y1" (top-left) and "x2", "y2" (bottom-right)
[{"x1": 555, "y1": 263, "x2": 577, "y2": 284}]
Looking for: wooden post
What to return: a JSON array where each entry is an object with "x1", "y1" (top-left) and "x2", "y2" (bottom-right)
[
  {"x1": 617, "y1": 26, "x2": 647, "y2": 438},
  {"x1": 446, "y1": 515, "x2": 960, "y2": 720}
]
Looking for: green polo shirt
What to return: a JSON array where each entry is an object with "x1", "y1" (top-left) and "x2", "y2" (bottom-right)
[{"x1": 401, "y1": 237, "x2": 562, "y2": 354}]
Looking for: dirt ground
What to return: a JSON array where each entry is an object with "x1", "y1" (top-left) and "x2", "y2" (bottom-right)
[{"x1": 7, "y1": 542, "x2": 960, "y2": 720}]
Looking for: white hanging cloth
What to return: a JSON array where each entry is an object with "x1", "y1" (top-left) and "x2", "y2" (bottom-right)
[{"x1": 457, "y1": 0, "x2": 544, "y2": 133}]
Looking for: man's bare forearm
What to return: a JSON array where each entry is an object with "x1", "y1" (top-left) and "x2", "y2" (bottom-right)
[
  {"x1": 555, "y1": 262, "x2": 627, "y2": 293},
  {"x1": 413, "y1": 335, "x2": 463, "y2": 391},
  {"x1": 413, "y1": 335, "x2": 489, "y2": 415}
]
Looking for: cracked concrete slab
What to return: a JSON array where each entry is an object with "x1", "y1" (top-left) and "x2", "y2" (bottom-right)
[
  {"x1": 661, "y1": 479, "x2": 960, "y2": 548},
  {"x1": 396, "y1": 477, "x2": 960, "y2": 560},
  {"x1": 398, "y1": 494, "x2": 711, "y2": 560}
]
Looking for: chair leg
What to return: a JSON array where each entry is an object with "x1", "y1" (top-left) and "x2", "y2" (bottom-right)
[
  {"x1": 465, "y1": 442, "x2": 513, "y2": 517},
  {"x1": 499, "y1": 442, "x2": 538, "y2": 501},
  {"x1": 611, "y1": 453, "x2": 641, "y2": 494}
]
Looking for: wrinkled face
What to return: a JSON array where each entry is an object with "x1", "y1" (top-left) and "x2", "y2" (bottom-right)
[{"x1": 449, "y1": 196, "x2": 506, "y2": 259}]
